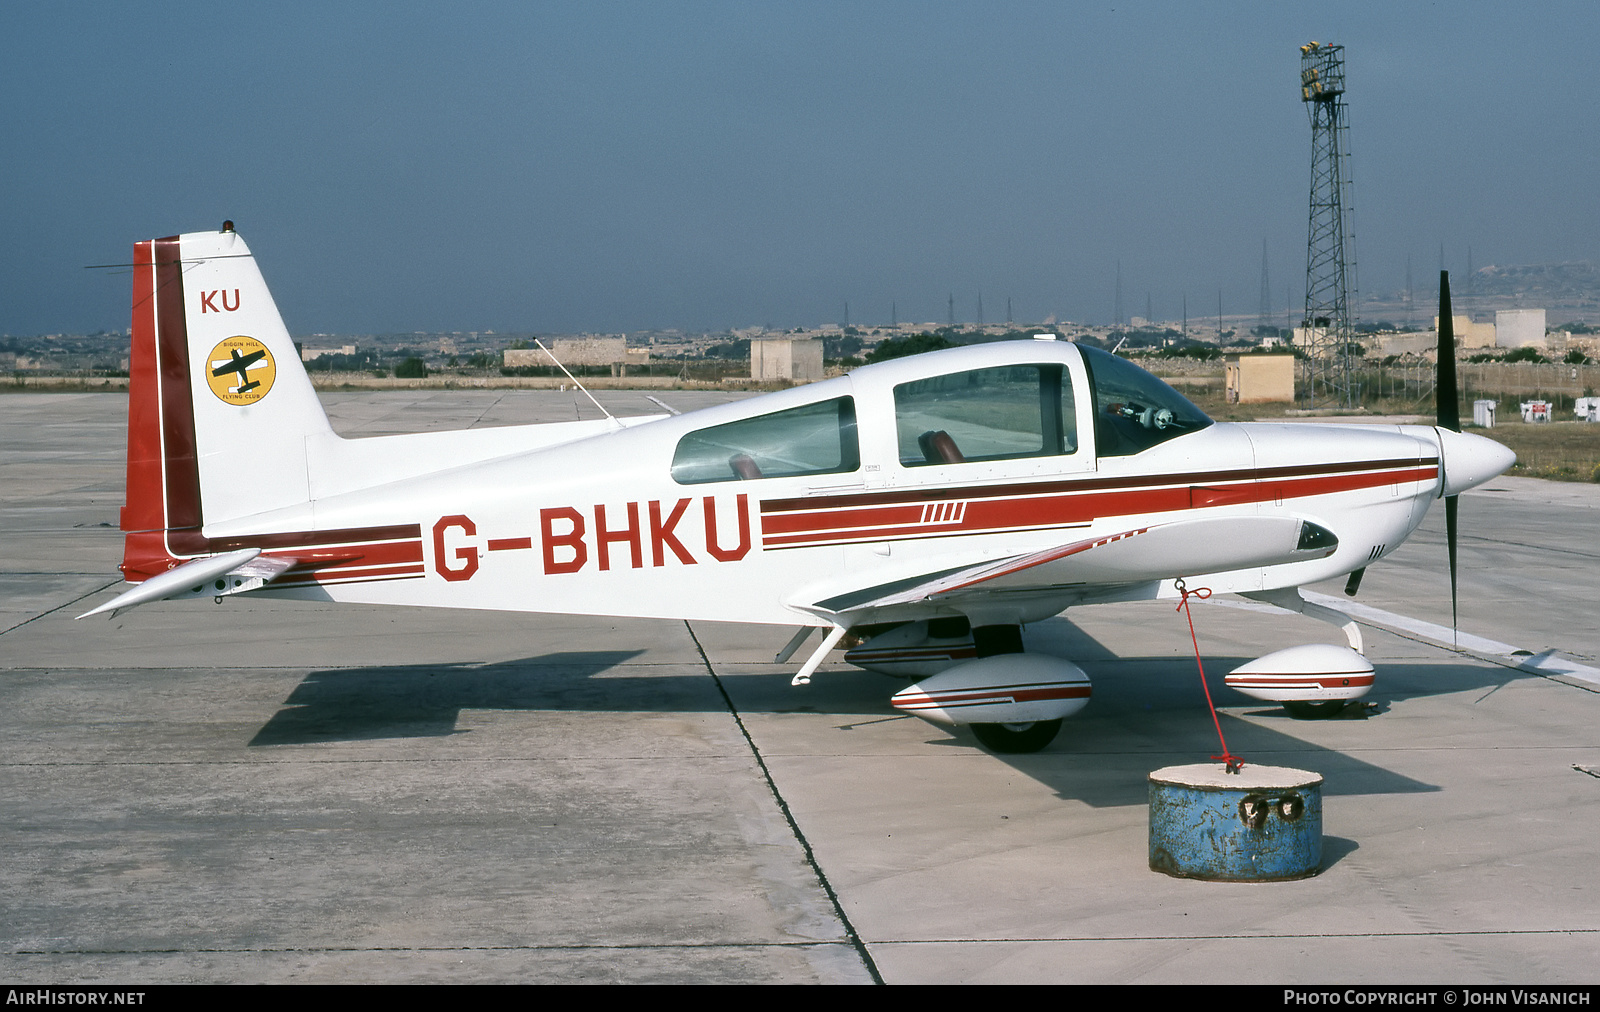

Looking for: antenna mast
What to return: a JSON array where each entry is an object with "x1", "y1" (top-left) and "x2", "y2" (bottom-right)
[
  {"x1": 535, "y1": 339, "x2": 617, "y2": 427},
  {"x1": 1257, "y1": 238, "x2": 1271, "y2": 337},
  {"x1": 1299, "y1": 41, "x2": 1359, "y2": 407}
]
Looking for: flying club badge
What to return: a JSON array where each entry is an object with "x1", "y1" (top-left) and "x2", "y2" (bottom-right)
[{"x1": 206, "y1": 336, "x2": 275, "y2": 405}]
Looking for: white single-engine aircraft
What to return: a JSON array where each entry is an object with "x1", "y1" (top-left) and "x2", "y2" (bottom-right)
[{"x1": 83, "y1": 225, "x2": 1515, "y2": 753}]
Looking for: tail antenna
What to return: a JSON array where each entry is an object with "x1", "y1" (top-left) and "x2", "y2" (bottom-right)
[{"x1": 534, "y1": 338, "x2": 618, "y2": 427}]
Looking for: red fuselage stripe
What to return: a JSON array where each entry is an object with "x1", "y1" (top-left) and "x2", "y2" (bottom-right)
[
  {"x1": 268, "y1": 539, "x2": 426, "y2": 570},
  {"x1": 271, "y1": 565, "x2": 426, "y2": 588},
  {"x1": 210, "y1": 525, "x2": 424, "y2": 553},
  {"x1": 761, "y1": 457, "x2": 1435, "y2": 514},
  {"x1": 761, "y1": 464, "x2": 1437, "y2": 547}
]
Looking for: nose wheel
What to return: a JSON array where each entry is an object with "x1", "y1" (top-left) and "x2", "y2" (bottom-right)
[
  {"x1": 970, "y1": 719, "x2": 1063, "y2": 753},
  {"x1": 1282, "y1": 700, "x2": 1346, "y2": 720}
]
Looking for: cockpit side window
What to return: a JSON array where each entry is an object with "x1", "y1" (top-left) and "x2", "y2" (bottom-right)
[
  {"x1": 1079, "y1": 346, "x2": 1213, "y2": 457},
  {"x1": 893, "y1": 365, "x2": 1077, "y2": 467},
  {"x1": 671, "y1": 397, "x2": 860, "y2": 484}
]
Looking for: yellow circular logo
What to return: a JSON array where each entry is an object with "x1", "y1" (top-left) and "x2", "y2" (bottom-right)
[{"x1": 205, "y1": 336, "x2": 276, "y2": 405}]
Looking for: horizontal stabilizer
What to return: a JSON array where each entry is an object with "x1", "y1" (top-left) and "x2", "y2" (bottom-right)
[{"x1": 77, "y1": 548, "x2": 278, "y2": 619}]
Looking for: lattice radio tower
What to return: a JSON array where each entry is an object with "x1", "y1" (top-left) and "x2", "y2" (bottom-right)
[{"x1": 1299, "y1": 41, "x2": 1358, "y2": 407}]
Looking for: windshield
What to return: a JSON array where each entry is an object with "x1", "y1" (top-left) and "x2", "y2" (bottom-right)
[{"x1": 1080, "y1": 346, "x2": 1212, "y2": 457}]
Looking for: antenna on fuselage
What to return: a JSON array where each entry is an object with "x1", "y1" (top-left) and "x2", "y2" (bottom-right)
[{"x1": 534, "y1": 338, "x2": 618, "y2": 426}]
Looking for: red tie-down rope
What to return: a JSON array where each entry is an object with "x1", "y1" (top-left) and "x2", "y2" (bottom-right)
[{"x1": 1174, "y1": 578, "x2": 1244, "y2": 774}]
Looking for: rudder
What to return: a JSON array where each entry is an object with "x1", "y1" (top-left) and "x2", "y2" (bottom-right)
[{"x1": 122, "y1": 225, "x2": 332, "y2": 580}]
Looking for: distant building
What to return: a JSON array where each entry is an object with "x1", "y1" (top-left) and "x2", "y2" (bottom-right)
[
  {"x1": 1371, "y1": 331, "x2": 1436, "y2": 358},
  {"x1": 1495, "y1": 309, "x2": 1547, "y2": 349},
  {"x1": 1224, "y1": 353, "x2": 1295, "y2": 404},
  {"x1": 1431, "y1": 314, "x2": 1496, "y2": 350},
  {"x1": 751, "y1": 337, "x2": 824, "y2": 383},
  {"x1": 1291, "y1": 326, "x2": 1336, "y2": 357},
  {"x1": 551, "y1": 336, "x2": 626, "y2": 366},
  {"x1": 504, "y1": 336, "x2": 646, "y2": 369},
  {"x1": 1461, "y1": 318, "x2": 1497, "y2": 349},
  {"x1": 301, "y1": 344, "x2": 358, "y2": 362}
]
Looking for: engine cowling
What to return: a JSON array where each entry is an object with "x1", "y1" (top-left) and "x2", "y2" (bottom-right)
[{"x1": 890, "y1": 654, "x2": 1092, "y2": 726}]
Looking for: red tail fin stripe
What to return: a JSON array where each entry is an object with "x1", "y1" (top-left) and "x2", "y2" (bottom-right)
[{"x1": 154, "y1": 237, "x2": 203, "y2": 549}]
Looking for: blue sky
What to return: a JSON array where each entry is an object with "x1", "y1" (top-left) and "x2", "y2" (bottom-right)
[{"x1": 3, "y1": 2, "x2": 1596, "y2": 335}]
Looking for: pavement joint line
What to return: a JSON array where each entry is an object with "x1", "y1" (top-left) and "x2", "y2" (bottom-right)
[
  {"x1": 684, "y1": 620, "x2": 885, "y2": 985},
  {"x1": 863, "y1": 927, "x2": 1600, "y2": 944},
  {"x1": 0, "y1": 579, "x2": 119, "y2": 637},
  {"x1": 10, "y1": 929, "x2": 1600, "y2": 959},
  {"x1": 9, "y1": 941, "x2": 864, "y2": 956},
  {"x1": 3, "y1": 662, "x2": 717, "y2": 672},
  {"x1": 6, "y1": 742, "x2": 1591, "y2": 771},
  {"x1": 1451, "y1": 530, "x2": 1600, "y2": 562},
  {"x1": 0, "y1": 756, "x2": 761, "y2": 767}
]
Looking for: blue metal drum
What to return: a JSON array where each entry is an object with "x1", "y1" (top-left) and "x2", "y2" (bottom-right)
[{"x1": 1148, "y1": 763, "x2": 1323, "y2": 881}]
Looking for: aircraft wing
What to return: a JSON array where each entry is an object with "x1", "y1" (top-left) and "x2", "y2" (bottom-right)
[{"x1": 805, "y1": 515, "x2": 1335, "y2": 619}]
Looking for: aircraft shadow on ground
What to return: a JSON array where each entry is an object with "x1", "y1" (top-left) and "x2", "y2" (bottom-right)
[
  {"x1": 246, "y1": 643, "x2": 1484, "y2": 826},
  {"x1": 248, "y1": 650, "x2": 654, "y2": 745},
  {"x1": 248, "y1": 647, "x2": 951, "y2": 746},
  {"x1": 248, "y1": 618, "x2": 1528, "y2": 815}
]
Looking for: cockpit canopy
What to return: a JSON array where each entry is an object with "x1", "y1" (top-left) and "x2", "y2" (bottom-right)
[
  {"x1": 668, "y1": 341, "x2": 1213, "y2": 484},
  {"x1": 671, "y1": 396, "x2": 859, "y2": 484},
  {"x1": 893, "y1": 363, "x2": 1077, "y2": 466}
]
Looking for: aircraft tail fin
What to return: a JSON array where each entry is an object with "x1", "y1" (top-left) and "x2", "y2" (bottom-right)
[{"x1": 122, "y1": 225, "x2": 333, "y2": 581}]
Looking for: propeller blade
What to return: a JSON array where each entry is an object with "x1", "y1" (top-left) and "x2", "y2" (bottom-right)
[
  {"x1": 1437, "y1": 271, "x2": 1460, "y2": 432},
  {"x1": 1445, "y1": 494, "x2": 1459, "y2": 645},
  {"x1": 1437, "y1": 270, "x2": 1460, "y2": 645}
]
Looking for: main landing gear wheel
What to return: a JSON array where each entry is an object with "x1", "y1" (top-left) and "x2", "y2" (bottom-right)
[
  {"x1": 970, "y1": 719, "x2": 1063, "y2": 754},
  {"x1": 1282, "y1": 700, "x2": 1346, "y2": 720}
]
